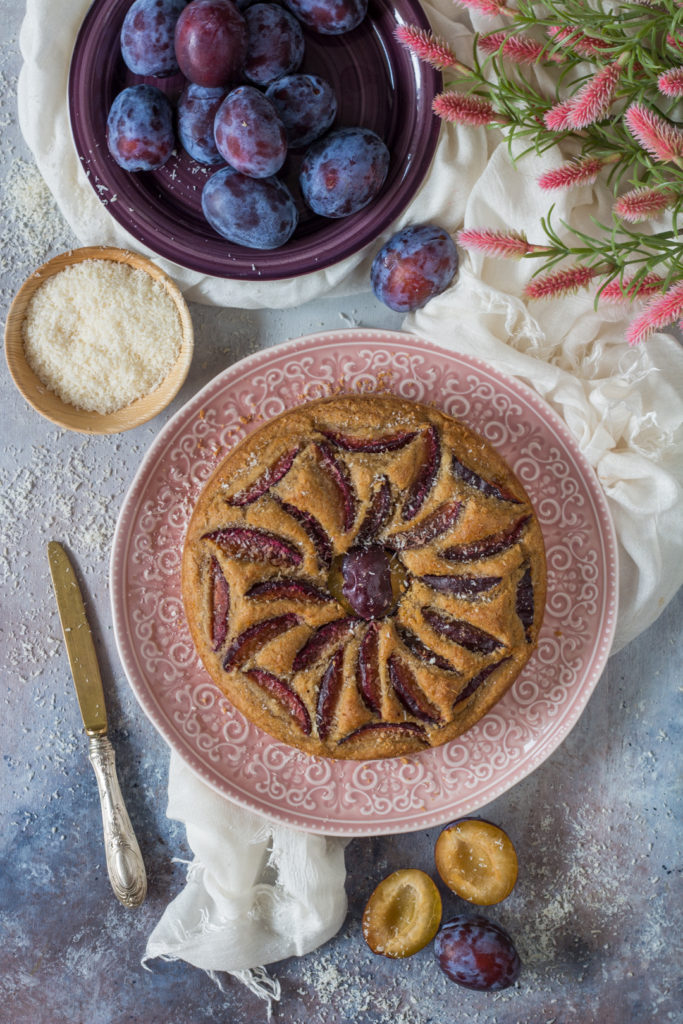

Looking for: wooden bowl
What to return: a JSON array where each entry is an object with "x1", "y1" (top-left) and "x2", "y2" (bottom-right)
[{"x1": 4, "y1": 246, "x2": 194, "y2": 434}]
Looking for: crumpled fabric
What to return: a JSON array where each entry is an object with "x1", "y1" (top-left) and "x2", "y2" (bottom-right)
[{"x1": 143, "y1": 752, "x2": 349, "y2": 1017}]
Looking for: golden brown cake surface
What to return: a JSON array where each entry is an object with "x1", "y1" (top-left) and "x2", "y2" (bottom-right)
[{"x1": 181, "y1": 394, "x2": 546, "y2": 760}]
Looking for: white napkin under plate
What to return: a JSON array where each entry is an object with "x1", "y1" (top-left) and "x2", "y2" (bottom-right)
[
  {"x1": 18, "y1": 0, "x2": 682, "y2": 1013},
  {"x1": 142, "y1": 752, "x2": 348, "y2": 1014}
]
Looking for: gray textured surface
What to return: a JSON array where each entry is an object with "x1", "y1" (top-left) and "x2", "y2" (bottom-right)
[{"x1": 1, "y1": 5, "x2": 681, "y2": 1022}]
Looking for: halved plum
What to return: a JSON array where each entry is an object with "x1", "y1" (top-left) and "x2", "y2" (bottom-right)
[
  {"x1": 401, "y1": 425, "x2": 441, "y2": 522},
  {"x1": 388, "y1": 500, "x2": 461, "y2": 551},
  {"x1": 226, "y1": 446, "x2": 299, "y2": 506},
  {"x1": 314, "y1": 440, "x2": 357, "y2": 532},
  {"x1": 434, "y1": 818, "x2": 518, "y2": 905},
  {"x1": 362, "y1": 868, "x2": 442, "y2": 959},
  {"x1": 355, "y1": 476, "x2": 393, "y2": 547}
]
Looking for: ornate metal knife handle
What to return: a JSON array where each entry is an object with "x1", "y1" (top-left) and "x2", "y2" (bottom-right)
[{"x1": 88, "y1": 735, "x2": 147, "y2": 908}]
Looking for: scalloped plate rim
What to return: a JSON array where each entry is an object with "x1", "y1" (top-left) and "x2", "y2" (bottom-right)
[{"x1": 110, "y1": 329, "x2": 619, "y2": 835}]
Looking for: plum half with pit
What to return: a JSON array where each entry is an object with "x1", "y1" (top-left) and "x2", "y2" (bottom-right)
[
  {"x1": 174, "y1": 0, "x2": 248, "y2": 87},
  {"x1": 299, "y1": 127, "x2": 390, "y2": 218},
  {"x1": 435, "y1": 818, "x2": 519, "y2": 905},
  {"x1": 202, "y1": 166, "x2": 298, "y2": 248},
  {"x1": 120, "y1": 0, "x2": 186, "y2": 76},
  {"x1": 363, "y1": 869, "x2": 442, "y2": 959},
  {"x1": 435, "y1": 915, "x2": 521, "y2": 990},
  {"x1": 371, "y1": 224, "x2": 459, "y2": 313},
  {"x1": 106, "y1": 84, "x2": 175, "y2": 172}
]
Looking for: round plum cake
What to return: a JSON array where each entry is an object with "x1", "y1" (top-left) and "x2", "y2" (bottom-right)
[{"x1": 181, "y1": 394, "x2": 546, "y2": 760}]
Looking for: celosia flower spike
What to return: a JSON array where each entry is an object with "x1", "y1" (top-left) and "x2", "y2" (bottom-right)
[
  {"x1": 478, "y1": 31, "x2": 506, "y2": 53},
  {"x1": 568, "y1": 63, "x2": 622, "y2": 129},
  {"x1": 453, "y1": 0, "x2": 515, "y2": 17},
  {"x1": 543, "y1": 100, "x2": 575, "y2": 131},
  {"x1": 625, "y1": 281, "x2": 683, "y2": 345},
  {"x1": 479, "y1": 31, "x2": 561, "y2": 65},
  {"x1": 600, "y1": 274, "x2": 664, "y2": 304},
  {"x1": 657, "y1": 68, "x2": 683, "y2": 98},
  {"x1": 525, "y1": 265, "x2": 599, "y2": 300},
  {"x1": 394, "y1": 24, "x2": 466, "y2": 72},
  {"x1": 614, "y1": 186, "x2": 675, "y2": 222},
  {"x1": 538, "y1": 157, "x2": 605, "y2": 190},
  {"x1": 624, "y1": 103, "x2": 683, "y2": 163},
  {"x1": 433, "y1": 91, "x2": 507, "y2": 126},
  {"x1": 457, "y1": 229, "x2": 541, "y2": 258},
  {"x1": 547, "y1": 25, "x2": 611, "y2": 58}
]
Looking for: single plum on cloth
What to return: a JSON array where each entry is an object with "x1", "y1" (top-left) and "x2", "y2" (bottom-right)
[
  {"x1": 403, "y1": 137, "x2": 683, "y2": 652},
  {"x1": 143, "y1": 752, "x2": 348, "y2": 1014}
]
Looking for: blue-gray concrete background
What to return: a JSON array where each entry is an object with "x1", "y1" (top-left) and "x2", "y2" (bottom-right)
[{"x1": 1, "y1": 3, "x2": 680, "y2": 1021}]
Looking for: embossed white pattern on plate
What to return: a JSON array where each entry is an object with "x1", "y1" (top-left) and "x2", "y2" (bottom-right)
[{"x1": 110, "y1": 330, "x2": 618, "y2": 836}]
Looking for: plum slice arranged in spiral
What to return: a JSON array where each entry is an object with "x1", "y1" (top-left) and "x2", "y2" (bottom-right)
[{"x1": 182, "y1": 394, "x2": 546, "y2": 759}]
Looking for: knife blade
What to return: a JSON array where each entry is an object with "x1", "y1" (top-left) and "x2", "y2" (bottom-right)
[
  {"x1": 48, "y1": 540, "x2": 108, "y2": 736},
  {"x1": 48, "y1": 541, "x2": 147, "y2": 908}
]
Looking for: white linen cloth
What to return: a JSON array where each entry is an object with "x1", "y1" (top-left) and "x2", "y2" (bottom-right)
[
  {"x1": 142, "y1": 752, "x2": 348, "y2": 1014},
  {"x1": 18, "y1": 0, "x2": 682, "y2": 1010}
]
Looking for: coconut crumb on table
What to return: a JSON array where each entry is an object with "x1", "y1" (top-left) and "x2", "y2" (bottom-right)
[{"x1": 22, "y1": 259, "x2": 183, "y2": 414}]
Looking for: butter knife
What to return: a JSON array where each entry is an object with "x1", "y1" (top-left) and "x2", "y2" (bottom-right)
[{"x1": 47, "y1": 541, "x2": 147, "y2": 908}]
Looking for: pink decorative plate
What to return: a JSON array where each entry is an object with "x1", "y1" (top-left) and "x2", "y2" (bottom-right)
[{"x1": 111, "y1": 330, "x2": 618, "y2": 836}]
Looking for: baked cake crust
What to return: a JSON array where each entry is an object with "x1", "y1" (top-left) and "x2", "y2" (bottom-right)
[{"x1": 181, "y1": 394, "x2": 546, "y2": 760}]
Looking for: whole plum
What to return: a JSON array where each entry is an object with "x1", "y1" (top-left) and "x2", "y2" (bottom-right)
[
  {"x1": 214, "y1": 86, "x2": 287, "y2": 177},
  {"x1": 202, "y1": 165, "x2": 298, "y2": 248},
  {"x1": 371, "y1": 224, "x2": 459, "y2": 312},
  {"x1": 106, "y1": 84, "x2": 175, "y2": 172},
  {"x1": 299, "y1": 127, "x2": 389, "y2": 218},
  {"x1": 177, "y1": 84, "x2": 227, "y2": 164},
  {"x1": 265, "y1": 73, "x2": 336, "y2": 149},
  {"x1": 281, "y1": 0, "x2": 367, "y2": 34},
  {"x1": 174, "y1": 0, "x2": 247, "y2": 87},
  {"x1": 243, "y1": 4, "x2": 304, "y2": 86},
  {"x1": 120, "y1": 0, "x2": 186, "y2": 77},
  {"x1": 434, "y1": 915, "x2": 521, "y2": 991}
]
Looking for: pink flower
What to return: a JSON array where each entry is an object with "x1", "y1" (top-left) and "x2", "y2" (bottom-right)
[
  {"x1": 614, "y1": 186, "x2": 675, "y2": 222},
  {"x1": 544, "y1": 100, "x2": 575, "y2": 131},
  {"x1": 478, "y1": 31, "x2": 507, "y2": 53},
  {"x1": 479, "y1": 31, "x2": 558, "y2": 64},
  {"x1": 457, "y1": 228, "x2": 536, "y2": 258},
  {"x1": 394, "y1": 24, "x2": 462, "y2": 70},
  {"x1": 453, "y1": 0, "x2": 514, "y2": 16},
  {"x1": 657, "y1": 68, "x2": 683, "y2": 98},
  {"x1": 524, "y1": 265, "x2": 599, "y2": 300},
  {"x1": 538, "y1": 157, "x2": 605, "y2": 190},
  {"x1": 547, "y1": 25, "x2": 612, "y2": 58},
  {"x1": 599, "y1": 274, "x2": 664, "y2": 304},
  {"x1": 433, "y1": 91, "x2": 504, "y2": 125},
  {"x1": 568, "y1": 63, "x2": 622, "y2": 128},
  {"x1": 626, "y1": 280, "x2": 683, "y2": 344},
  {"x1": 624, "y1": 103, "x2": 683, "y2": 162}
]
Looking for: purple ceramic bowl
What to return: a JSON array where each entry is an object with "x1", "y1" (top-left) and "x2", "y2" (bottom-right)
[{"x1": 68, "y1": 0, "x2": 441, "y2": 281}]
